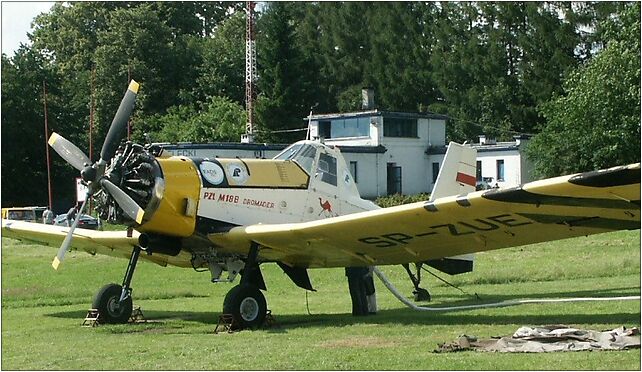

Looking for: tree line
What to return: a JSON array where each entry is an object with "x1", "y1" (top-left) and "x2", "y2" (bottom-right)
[{"x1": 1, "y1": 1, "x2": 639, "y2": 209}]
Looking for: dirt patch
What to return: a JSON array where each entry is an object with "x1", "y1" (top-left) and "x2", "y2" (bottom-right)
[
  {"x1": 316, "y1": 336, "x2": 400, "y2": 349},
  {"x1": 2, "y1": 285, "x2": 45, "y2": 296}
]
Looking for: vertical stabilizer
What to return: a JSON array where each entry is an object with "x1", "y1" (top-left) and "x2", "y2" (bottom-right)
[
  {"x1": 429, "y1": 142, "x2": 477, "y2": 202},
  {"x1": 427, "y1": 142, "x2": 477, "y2": 274}
]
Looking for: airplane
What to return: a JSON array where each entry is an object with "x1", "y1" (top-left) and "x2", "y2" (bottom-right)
[{"x1": 2, "y1": 80, "x2": 640, "y2": 329}]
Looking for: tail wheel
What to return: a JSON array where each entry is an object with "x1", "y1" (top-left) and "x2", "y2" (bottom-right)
[
  {"x1": 223, "y1": 284, "x2": 267, "y2": 329},
  {"x1": 92, "y1": 283, "x2": 132, "y2": 324}
]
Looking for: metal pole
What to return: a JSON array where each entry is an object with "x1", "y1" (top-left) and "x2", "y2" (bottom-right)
[
  {"x1": 89, "y1": 67, "x2": 95, "y2": 214},
  {"x1": 90, "y1": 67, "x2": 94, "y2": 162},
  {"x1": 43, "y1": 81, "x2": 53, "y2": 210},
  {"x1": 127, "y1": 65, "x2": 131, "y2": 141},
  {"x1": 244, "y1": 1, "x2": 257, "y2": 141}
]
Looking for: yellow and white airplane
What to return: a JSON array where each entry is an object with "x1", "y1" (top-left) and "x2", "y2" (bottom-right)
[{"x1": 2, "y1": 81, "x2": 640, "y2": 328}]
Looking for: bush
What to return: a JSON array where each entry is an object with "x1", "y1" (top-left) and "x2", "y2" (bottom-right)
[{"x1": 374, "y1": 193, "x2": 430, "y2": 208}]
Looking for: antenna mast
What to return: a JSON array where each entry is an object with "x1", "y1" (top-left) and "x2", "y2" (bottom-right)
[{"x1": 242, "y1": 1, "x2": 257, "y2": 144}]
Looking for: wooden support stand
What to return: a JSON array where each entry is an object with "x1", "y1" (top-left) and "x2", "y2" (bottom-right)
[
  {"x1": 214, "y1": 314, "x2": 237, "y2": 334},
  {"x1": 129, "y1": 306, "x2": 146, "y2": 323},
  {"x1": 214, "y1": 310, "x2": 278, "y2": 334},
  {"x1": 263, "y1": 309, "x2": 278, "y2": 329},
  {"x1": 81, "y1": 305, "x2": 146, "y2": 327},
  {"x1": 81, "y1": 309, "x2": 100, "y2": 327}
]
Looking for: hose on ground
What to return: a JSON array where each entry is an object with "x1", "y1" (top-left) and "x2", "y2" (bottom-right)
[{"x1": 372, "y1": 266, "x2": 640, "y2": 312}]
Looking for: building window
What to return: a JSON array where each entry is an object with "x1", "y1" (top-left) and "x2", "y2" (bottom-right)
[
  {"x1": 318, "y1": 153, "x2": 337, "y2": 186},
  {"x1": 476, "y1": 160, "x2": 482, "y2": 181},
  {"x1": 496, "y1": 159, "x2": 505, "y2": 181},
  {"x1": 349, "y1": 161, "x2": 358, "y2": 183},
  {"x1": 383, "y1": 117, "x2": 418, "y2": 137},
  {"x1": 320, "y1": 117, "x2": 370, "y2": 139},
  {"x1": 432, "y1": 162, "x2": 440, "y2": 183},
  {"x1": 318, "y1": 121, "x2": 331, "y2": 138}
]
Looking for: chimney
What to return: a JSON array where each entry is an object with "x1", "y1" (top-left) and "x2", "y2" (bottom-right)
[
  {"x1": 513, "y1": 134, "x2": 530, "y2": 146},
  {"x1": 362, "y1": 88, "x2": 375, "y2": 110},
  {"x1": 478, "y1": 135, "x2": 495, "y2": 145}
]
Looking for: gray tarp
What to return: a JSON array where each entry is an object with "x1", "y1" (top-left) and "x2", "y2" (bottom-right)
[{"x1": 436, "y1": 325, "x2": 640, "y2": 353}]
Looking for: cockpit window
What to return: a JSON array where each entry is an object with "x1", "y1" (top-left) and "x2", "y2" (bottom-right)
[
  {"x1": 318, "y1": 153, "x2": 337, "y2": 186},
  {"x1": 274, "y1": 143, "x2": 317, "y2": 175},
  {"x1": 274, "y1": 144, "x2": 303, "y2": 161}
]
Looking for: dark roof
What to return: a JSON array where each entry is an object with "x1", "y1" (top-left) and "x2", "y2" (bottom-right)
[
  {"x1": 307, "y1": 109, "x2": 448, "y2": 121},
  {"x1": 425, "y1": 146, "x2": 447, "y2": 155},
  {"x1": 471, "y1": 143, "x2": 521, "y2": 153},
  {"x1": 158, "y1": 142, "x2": 288, "y2": 151},
  {"x1": 336, "y1": 145, "x2": 387, "y2": 154},
  {"x1": 157, "y1": 142, "x2": 387, "y2": 154}
]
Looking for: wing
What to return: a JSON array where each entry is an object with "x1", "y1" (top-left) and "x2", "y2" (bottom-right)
[
  {"x1": 1, "y1": 220, "x2": 192, "y2": 267},
  {"x1": 210, "y1": 163, "x2": 640, "y2": 268}
]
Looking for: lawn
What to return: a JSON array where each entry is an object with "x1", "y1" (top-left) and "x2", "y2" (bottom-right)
[{"x1": 1, "y1": 230, "x2": 640, "y2": 370}]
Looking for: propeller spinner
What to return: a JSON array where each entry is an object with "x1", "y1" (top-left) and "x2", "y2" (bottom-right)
[{"x1": 48, "y1": 80, "x2": 145, "y2": 269}]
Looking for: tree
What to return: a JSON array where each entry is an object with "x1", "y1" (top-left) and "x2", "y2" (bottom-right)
[
  {"x1": 368, "y1": 2, "x2": 438, "y2": 111},
  {"x1": 527, "y1": 3, "x2": 640, "y2": 177},
  {"x1": 1, "y1": 48, "x2": 77, "y2": 209},
  {"x1": 194, "y1": 11, "x2": 246, "y2": 106},
  {"x1": 145, "y1": 96, "x2": 246, "y2": 143},
  {"x1": 255, "y1": 2, "x2": 311, "y2": 142}
]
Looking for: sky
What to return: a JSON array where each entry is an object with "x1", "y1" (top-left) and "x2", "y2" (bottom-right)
[{"x1": 2, "y1": 1, "x2": 54, "y2": 56}]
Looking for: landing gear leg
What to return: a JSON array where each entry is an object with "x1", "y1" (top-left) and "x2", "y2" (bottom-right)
[
  {"x1": 92, "y1": 246, "x2": 140, "y2": 323},
  {"x1": 402, "y1": 263, "x2": 431, "y2": 302},
  {"x1": 223, "y1": 242, "x2": 267, "y2": 329}
]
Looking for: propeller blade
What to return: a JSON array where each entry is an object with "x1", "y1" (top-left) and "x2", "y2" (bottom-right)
[
  {"x1": 100, "y1": 80, "x2": 139, "y2": 163},
  {"x1": 48, "y1": 132, "x2": 91, "y2": 171},
  {"x1": 52, "y1": 196, "x2": 89, "y2": 270},
  {"x1": 100, "y1": 178, "x2": 145, "y2": 224}
]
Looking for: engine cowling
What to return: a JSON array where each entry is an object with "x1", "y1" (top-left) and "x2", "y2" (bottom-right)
[
  {"x1": 96, "y1": 144, "x2": 200, "y2": 238},
  {"x1": 137, "y1": 156, "x2": 201, "y2": 237}
]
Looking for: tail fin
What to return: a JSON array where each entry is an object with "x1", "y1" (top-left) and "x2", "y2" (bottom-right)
[
  {"x1": 427, "y1": 142, "x2": 477, "y2": 275},
  {"x1": 429, "y1": 142, "x2": 477, "y2": 202}
]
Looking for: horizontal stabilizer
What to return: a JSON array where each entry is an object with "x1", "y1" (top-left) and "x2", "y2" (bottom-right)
[{"x1": 425, "y1": 253, "x2": 474, "y2": 275}]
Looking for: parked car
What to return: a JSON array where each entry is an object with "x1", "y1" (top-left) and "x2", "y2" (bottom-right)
[{"x1": 53, "y1": 214, "x2": 101, "y2": 230}]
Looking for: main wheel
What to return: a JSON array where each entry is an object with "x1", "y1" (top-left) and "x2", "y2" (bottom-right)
[
  {"x1": 92, "y1": 283, "x2": 133, "y2": 324},
  {"x1": 223, "y1": 284, "x2": 267, "y2": 329}
]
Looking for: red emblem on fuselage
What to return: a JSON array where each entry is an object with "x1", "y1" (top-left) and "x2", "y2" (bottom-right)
[{"x1": 318, "y1": 198, "x2": 334, "y2": 216}]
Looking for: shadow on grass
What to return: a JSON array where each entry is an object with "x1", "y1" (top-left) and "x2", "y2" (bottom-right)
[{"x1": 44, "y1": 285, "x2": 640, "y2": 333}]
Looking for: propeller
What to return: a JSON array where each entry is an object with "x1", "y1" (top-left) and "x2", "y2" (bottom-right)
[
  {"x1": 101, "y1": 80, "x2": 139, "y2": 163},
  {"x1": 52, "y1": 195, "x2": 89, "y2": 270},
  {"x1": 100, "y1": 178, "x2": 144, "y2": 224},
  {"x1": 48, "y1": 133, "x2": 91, "y2": 171},
  {"x1": 48, "y1": 80, "x2": 142, "y2": 270}
]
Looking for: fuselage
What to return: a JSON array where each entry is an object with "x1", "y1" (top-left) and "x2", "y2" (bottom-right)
[{"x1": 132, "y1": 140, "x2": 379, "y2": 262}]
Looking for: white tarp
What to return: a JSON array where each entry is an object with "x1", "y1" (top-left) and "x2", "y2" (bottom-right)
[{"x1": 436, "y1": 325, "x2": 640, "y2": 353}]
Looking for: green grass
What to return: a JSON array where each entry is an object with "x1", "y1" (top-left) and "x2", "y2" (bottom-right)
[{"x1": 2, "y1": 230, "x2": 640, "y2": 370}]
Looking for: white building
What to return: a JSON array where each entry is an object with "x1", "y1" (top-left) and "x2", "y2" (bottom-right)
[
  {"x1": 472, "y1": 135, "x2": 534, "y2": 190},
  {"x1": 160, "y1": 109, "x2": 533, "y2": 199},
  {"x1": 307, "y1": 109, "x2": 448, "y2": 197}
]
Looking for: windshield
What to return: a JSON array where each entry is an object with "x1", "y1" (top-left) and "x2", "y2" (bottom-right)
[
  {"x1": 274, "y1": 143, "x2": 318, "y2": 175},
  {"x1": 274, "y1": 144, "x2": 303, "y2": 161}
]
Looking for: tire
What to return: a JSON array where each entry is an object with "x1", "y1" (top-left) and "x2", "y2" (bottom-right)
[
  {"x1": 92, "y1": 283, "x2": 133, "y2": 324},
  {"x1": 223, "y1": 284, "x2": 267, "y2": 329}
]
